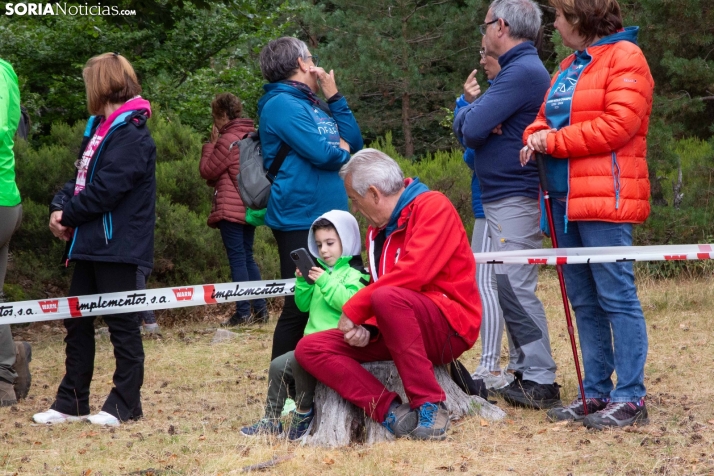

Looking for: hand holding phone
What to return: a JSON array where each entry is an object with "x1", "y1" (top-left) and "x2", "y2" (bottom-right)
[{"x1": 291, "y1": 248, "x2": 318, "y2": 285}]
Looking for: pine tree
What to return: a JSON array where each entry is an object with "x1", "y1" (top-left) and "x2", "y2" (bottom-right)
[{"x1": 301, "y1": 0, "x2": 485, "y2": 157}]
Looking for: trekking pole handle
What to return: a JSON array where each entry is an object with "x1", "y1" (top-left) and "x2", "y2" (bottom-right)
[{"x1": 535, "y1": 152, "x2": 549, "y2": 193}]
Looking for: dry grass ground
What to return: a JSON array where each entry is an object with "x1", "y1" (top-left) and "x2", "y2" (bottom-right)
[{"x1": 1, "y1": 272, "x2": 713, "y2": 475}]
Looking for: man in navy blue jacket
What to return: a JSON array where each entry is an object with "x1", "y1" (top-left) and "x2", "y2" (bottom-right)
[{"x1": 454, "y1": 0, "x2": 560, "y2": 410}]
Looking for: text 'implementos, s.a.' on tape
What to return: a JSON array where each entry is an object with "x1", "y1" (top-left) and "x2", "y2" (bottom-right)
[{"x1": 2, "y1": 243, "x2": 711, "y2": 326}]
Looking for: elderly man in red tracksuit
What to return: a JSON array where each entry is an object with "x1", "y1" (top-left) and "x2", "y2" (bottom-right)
[{"x1": 295, "y1": 148, "x2": 481, "y2": 441}]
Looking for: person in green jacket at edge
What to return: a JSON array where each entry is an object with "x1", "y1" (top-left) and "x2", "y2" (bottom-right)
[
  {"x1": 0, "y1": 58, "x2": 32, "y2": 406},
  {"x1": 240, "y1": 209, "x2": 368, "y2": 440}
]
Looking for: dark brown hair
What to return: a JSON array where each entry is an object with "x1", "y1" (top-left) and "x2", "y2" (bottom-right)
[
  {"x1": 312, "y1": 218, "x2": 337, "y2": 235},
  {"x1": 82, "y1": 53, "x2": 142, "y2": 115},
  {"x1": 211, "y1": 93, "x2": 243, "y2": 121},
  {"x1": 549, "y1": 0, "x2": 623, "y2": 44}
]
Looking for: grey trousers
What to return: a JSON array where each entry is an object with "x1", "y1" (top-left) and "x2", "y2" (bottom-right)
[
  {"x1": 472, "y1": 219, "x2": 518, "y2": 372},
  {"x1": 482, "y1": 196, "x2": 557, "y2": 384},
  {"x1": 0, "y1": 204, "x2": 22, "y2": 383},
  {"x1": 264, "y1": 350, "x2": 317, "y2": 419}
]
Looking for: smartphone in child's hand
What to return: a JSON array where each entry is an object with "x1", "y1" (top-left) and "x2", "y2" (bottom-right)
[{"x1": 291, "y1": 248, "x2": 318, "y2": 285}]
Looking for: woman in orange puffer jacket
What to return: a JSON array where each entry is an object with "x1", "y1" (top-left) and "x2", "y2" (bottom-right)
[
  {"x1": 520, "y1": 0, "x2": 654, "y2": 431},
  {"x1": 199, "y1": 93, "x2": 268, "y2": 326}
]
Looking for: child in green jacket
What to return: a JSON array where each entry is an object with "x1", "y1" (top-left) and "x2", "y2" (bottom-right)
[{"x1": 241, "y1": 210, "x2": 367, "y2": 440}]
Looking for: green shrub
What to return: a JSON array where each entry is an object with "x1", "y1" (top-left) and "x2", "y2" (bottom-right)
[{"x1": 8, "y1": 116, "x2": 714, "y2": 308}]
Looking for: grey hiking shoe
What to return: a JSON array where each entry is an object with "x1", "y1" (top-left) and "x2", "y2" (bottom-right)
[
  {"x1": 547, "y1": 397, "x2": 609, "y2": 422},
  {"x1": 382, "y1": 401, "x2": 417, "y2": 437},
  {"x1": 583, "y1": 399, "x2": 649, "y2": 430},
  {"x1": 410, "y1": 402, "x2": 449, "y2": 441},
  {"x1": 13, "y1": 341, "x2": 32, "y2": 400}
]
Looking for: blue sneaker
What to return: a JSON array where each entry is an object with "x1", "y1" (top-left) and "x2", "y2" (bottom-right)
[
  {"x1": 287, "y1": 408, "x2": 314, "y2": 440},
  {"x1": 382, "y1": 401, "x2": 417, "y2": 437},
  {"x1": 411, "y1": 402, "x2": 449, "y2": 441},
  {"x1": 240, "y1": 418, "x2": 283, "y2": 437}
]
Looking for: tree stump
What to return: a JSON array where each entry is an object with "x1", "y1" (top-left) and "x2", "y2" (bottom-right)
[{"x1": 303, "y1": 361, "x2": 506, "y2": 447}]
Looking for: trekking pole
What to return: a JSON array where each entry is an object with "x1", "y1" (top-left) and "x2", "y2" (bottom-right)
[{"x1": 535, "y1": 153, "x2": 587, "y2": 415}]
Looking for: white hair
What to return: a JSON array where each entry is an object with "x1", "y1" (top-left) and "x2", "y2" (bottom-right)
[
  {"x1": 490, "y1": 0, "x2": 542, "y2": 42},
  {"x1": 339, "y1": 148, "x2": 404, "y2": 196}
]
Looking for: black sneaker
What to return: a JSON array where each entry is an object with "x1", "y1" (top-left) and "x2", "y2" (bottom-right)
[
  {"x1": 252, "y1": 308, "x2": 270, "y2": 324},
  {"x1": 583, "y1": 399, "x2": 649, "y2": 430},
  {"x1": 501, "y1": 374, "x2": 561, "y2": 409},
  {"x1": 221, "y1": 312, "x2": 249, "y2": 327},
  {"x1": 546, "y1": 397, "x2": 609, "y2": 422}
]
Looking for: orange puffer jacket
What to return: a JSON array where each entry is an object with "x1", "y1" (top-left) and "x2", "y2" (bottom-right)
[
  {"x1": 199, "y1": 118, "x2": 255, "y2": 227},
  {"x1": 524, "y1": 31, "x2": 654, "y2": 224}
]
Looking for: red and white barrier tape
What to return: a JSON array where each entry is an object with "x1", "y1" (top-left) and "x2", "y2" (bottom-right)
[
  {"x1": 2, "y1": 244, "x2": 711, "y2": 326},
  {"x1": 473, "y1": 243, "x2": 714, "y2": 265},
  {"x1": 0, "y1": 279, "x2": 295, "y2": 326}
]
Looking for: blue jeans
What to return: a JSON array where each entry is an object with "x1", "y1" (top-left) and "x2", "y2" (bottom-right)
[
  {"x1": 218, "y1": 221, "x2": 266, "y2": 316},
  {"x1": 551, "y1": 200, "x2": 648, "y2": 402}
]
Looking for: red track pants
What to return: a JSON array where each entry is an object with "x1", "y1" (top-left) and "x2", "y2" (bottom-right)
[{"x1": 295, "y1": 286, "x2": 471, "y2": 423}]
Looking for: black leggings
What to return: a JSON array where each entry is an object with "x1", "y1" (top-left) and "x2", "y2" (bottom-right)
[{"x1": 271, "y1": 228, "x2": 310, "y2": 360}]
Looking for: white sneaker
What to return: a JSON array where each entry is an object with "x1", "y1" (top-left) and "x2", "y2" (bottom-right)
[
  {"x1": 471, "y1": 367, "x2": 513, "y2": 390},
  {"x1": 87, "y1": 411, "x2": 120, "y2": 427},
  {"x1": 33, "y1": 409, "x2": 87, "y2": 424}
]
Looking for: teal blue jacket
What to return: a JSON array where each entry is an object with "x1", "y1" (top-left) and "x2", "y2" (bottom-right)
[{"x1": 257, "y1": 82, "x2": 363, "y2": 231}]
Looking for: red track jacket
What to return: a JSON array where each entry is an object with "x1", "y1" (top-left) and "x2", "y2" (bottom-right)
[{"x1": 342, "y1": 189, "x2": 482, "y2": 346}]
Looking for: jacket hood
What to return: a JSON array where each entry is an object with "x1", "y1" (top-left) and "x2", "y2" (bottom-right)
[
  {"x1": 220, "y1": 118, "x2": 255, "y2": 134},
  {"x1": 91, "y1": 96, "x2": 152, "y2": 139},
  {"x1": 109, "y1": 96, "x2": 151, "y2": 124},
  {"x1": 592, "y1": 26, "x2": 639, "y2": 47},
  {"x1": 385, "y1": 178, "x2": 430, "y2": 237},
  {"x1": 307, "y1": 209, "x2": 362, "y2": 258},
  {"x1": 257, "y1": 82, "x2": 308, "y2": 116}
]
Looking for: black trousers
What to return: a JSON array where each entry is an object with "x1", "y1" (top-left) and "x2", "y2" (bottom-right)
[
  {"x1": 271, "y1": 229, "x2": 310, "y2": 360},
  {"x1": 51, "y1": 261, "x2": 144, "y2": 421}
]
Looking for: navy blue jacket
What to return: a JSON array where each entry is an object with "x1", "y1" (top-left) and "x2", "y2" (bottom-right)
[
  {"x1": 257, "y1": 82, "x2": 363, "y2": 231},
  {"x1": 453, "y1": 42, "x2": 551, "y2": 204},
  {"x1": 455, "y1": 93, "x2": 485, "y2": 219},
  {"x1": 51, "y1": 109, "x2": 156, "y2": 268}
]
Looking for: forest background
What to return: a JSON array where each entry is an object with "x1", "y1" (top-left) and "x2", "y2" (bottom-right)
[{"x1": 0, "y1": 0, "x2": 712, "y2": 307}]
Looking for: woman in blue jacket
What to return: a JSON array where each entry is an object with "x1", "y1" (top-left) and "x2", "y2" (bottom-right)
[
  {"x1": 257, "y1": 37, "x2": 363, "y2": 360},
  {"x1": 34, "y1": 53, "x2": 156, "y2": 427}
]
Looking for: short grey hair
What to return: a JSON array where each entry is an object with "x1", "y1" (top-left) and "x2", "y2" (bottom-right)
[
  {"x1": 339, "y1": 149, "x2": 404, "y2": 197},
  {"x1": 259, "y1": 37, "x2": 310, "y2": 83},
  {"x1": 490, "y1": 0, "x2": 542, "y2": 42}
]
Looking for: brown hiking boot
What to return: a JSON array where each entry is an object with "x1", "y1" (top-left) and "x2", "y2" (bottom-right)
[
  {"x1": 13, "y1": 341, "x2": 32, "y2": 400},
  {"x1": 0, "y1": 379, "x2": 17, "y2": 407}
]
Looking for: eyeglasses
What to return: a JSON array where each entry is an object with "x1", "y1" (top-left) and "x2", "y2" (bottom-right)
[
  {"x1": 306, "y1": 55, "x2": 320, "y2": 67},
  {"x1": 479, "y1": 48, "x2": 486, "y2": 59},
  {"x1": 479, "y1": 18, "x2": 508, "y2": 35}
]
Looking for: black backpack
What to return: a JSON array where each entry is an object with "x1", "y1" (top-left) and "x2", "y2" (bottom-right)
[{"x1": 450, "y1": 360, "x2": 490, "y2": 401}]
